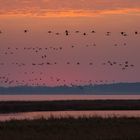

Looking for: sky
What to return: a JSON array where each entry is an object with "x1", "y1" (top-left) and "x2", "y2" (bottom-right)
[
  {"x1": 0, "y1": 0, "x2": 140, "y2": 87},
  {"x1": 0, "y1": 0, "x2": 140, "y2": 17}
]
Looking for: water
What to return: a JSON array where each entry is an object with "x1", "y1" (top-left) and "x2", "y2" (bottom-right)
[
  {"x1": 0, "y1": 110, "x2": 140, "y2": 122},
  {"x1": 0, "y1": 95, "x2": 140, "y2": 101},
  {"x1": 1, "y1": 95, "x2": 140, "y2": 121}
]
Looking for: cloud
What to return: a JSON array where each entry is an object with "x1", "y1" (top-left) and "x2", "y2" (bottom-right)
[{"x1": 0, "y1": 0, "x2": 140, "y2": 17}]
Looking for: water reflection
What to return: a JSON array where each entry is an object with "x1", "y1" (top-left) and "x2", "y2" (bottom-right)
[
  {"x1": 0, "y1": 110, "x2": 140, "y2": 122},
  {"x1": 0, "y1": 95, "x2": 140, "y2": 101}
]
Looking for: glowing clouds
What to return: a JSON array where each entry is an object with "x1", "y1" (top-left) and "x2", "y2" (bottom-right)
[{"x1": 0, "y1": 0, "x2": 140, "y2": 17}]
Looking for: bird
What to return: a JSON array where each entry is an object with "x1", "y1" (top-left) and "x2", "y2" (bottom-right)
[
  {"x1": 121, "y1": 32, "x2": 124, "y2": 35},
  {"x1": 56, "y1": 32, "x2": 60, "y2": 35},
  {"x1": 24, "y1": 30, "x2": 28, "y2": 33},
  {"x1": 130, "y1": 64, "x2": 134, "y2": 67},
  {"x1": 124, "y1": 43, "x2": 127, "y2": 46},
  {"x1": 67, "y1": 62, "x2": 70, "y2": 65},
  {"x1": 89, "y1": 62, "x2": 93, "y2": 65},
  {"x1": 75, "y1": 31, "x2": 80, "y2": 33},
  {"x1": 125, "y1": 61, "x2": 128, "y2": 64},
  {"x1": 48, "y1": 31, "x2": 52, "y2": 33},
  {"x1": 106, "y1": 32, "x2": 111, "y2": 36},
  {"x1": 123, "y1": 34, "x2": 128, "y2": 36},
  {"x1": 135, "y1": 31, "x2": 138, "y2": 35},
  {"x1": 91, "y1": 30, "x2": 96, "y2": 33},
  {"x1": 59, "y1": 47, "x2": 62, "y2": 50},
  {"x1": 65, "y1": 30, "x2": 69, "y2": 36},
  {"x1": 77, "y1": 62, "x2": 80, "y2": 65}
]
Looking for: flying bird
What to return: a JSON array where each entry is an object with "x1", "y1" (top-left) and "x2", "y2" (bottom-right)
[
  {"x1": 65, "y1": 30, "x2": 69, "y2": 36},
  {"x1": 24, "y1": 30, "x2": 28, "y2": 33}
]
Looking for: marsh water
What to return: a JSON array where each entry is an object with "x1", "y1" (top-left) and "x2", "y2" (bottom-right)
[
  {"x1": 0, "y1": 95, "x2": 140, "y2": 121},
  {"x1": 0, "y1": 95, "x2": 140, "y2": 101}
]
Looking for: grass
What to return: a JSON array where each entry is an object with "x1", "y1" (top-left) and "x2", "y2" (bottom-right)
[
  {"x1": 0, "y1": 100, "x2": 140, "y2": 113},
  {"x1": 0, "y1": 116, "x2": 140, "y2": 140}
]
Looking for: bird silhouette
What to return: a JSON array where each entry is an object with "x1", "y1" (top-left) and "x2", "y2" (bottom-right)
[
  {"x1": 65, "y1": 30, "x2": 69, "y2": 36},
  {"x1": 106, "y1": 32, "x2": 111, "y2": 36},
  {"x1": 75, "y1": 31, "x2": 80, "y2": 33},
  {"x1": 24, "y1": 30, "x2": 28, "y2": 33},
  {"x1": 48, "y1": 31, "x2": 52, "y2": 33},
  {"x1": 56, "y1": 32, "x2": 60, "y2": 35},
  {"x1": 135, "y1": 31, "x2": 138, "y2": 35},
  {"x1": 91, "y1": 30, "x2": 96, "y2": 33}
]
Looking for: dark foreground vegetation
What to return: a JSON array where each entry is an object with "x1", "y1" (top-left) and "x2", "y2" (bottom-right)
[
  {"x1": 0, "y1": 117, "x2": 140, "y2": 140},
  {"x1": 0, "y1": 100, "x2": 140, "y2": 113}
]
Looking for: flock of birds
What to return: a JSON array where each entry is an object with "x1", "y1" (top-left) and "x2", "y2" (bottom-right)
[
  {"x1": 0, "y1": 29, "x2": 140, "y2": 36},
  {"x1": 0, "y1": 29, "x2": 138, "y2": 86},
  {"x1": 0, "y1": 42, "x2": 128, "y2": 57},
  {"x1": 0, "y1": 59, "x2": 135, "y2": 70},
  {"x1": 0, "y1": 73, "x2": 117, "y2": 87},
  {"x1": 0, "y1": 45, "x2": 135, "y2": 70}
]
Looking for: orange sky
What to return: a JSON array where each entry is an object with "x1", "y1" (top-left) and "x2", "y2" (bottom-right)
[
  {"x1": 0, "y1": 0, "x2": 140, "y2": 86},
  {"x1": 0, "y1": 0, "x2": 140, "y2": 17}
]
